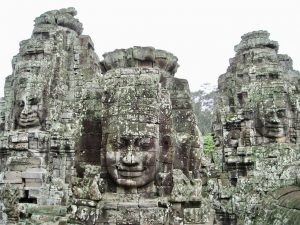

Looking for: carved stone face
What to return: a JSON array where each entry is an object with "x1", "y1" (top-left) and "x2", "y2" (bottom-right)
[
  {"x1": 256, "y1": 106, "x2": 287, "y2": 138},
  {"x1": 15, "y1": 93, "x2": 42, "y2": 128},
  {"x1": 105, "y1": 132, "x2": 159, "y2": 187},
  {"x1": 262, "y1": 107, "x2": 286, "y2": 138}
]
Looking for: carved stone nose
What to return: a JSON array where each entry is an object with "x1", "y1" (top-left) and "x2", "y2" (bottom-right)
[
  {"x1": 122, "y1": 150, "x2": 138, "y2": 166},
  {"x1": 270, "y1": 114, "x2": 280, "y2": 123},
  {"x1": 21, "y1": 106, "x2": 29, "y2": 115}
]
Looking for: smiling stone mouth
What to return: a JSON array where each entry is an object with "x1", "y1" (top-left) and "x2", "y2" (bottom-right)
[
  {"x1": 19, "y1": 120, "x2": 38, "y2": 125},
  {"x1": 266, "y1": 127, "x2": 283, "y2": 131},
  {"x1": 118, "y1": 170, "x2": 144, "y2": 177},
  {"x1": 265, "y1": 125, "x2": 283, "y2": 128},
  {"x1": 20, "y1": 119, "x2": 37, "y2": 122},
  {"x1": 117, "y1": 167, "x2": 146, "y2": 177},
  {"x1": 20, "y1": 116, "x2": 38, "y2": 121}
]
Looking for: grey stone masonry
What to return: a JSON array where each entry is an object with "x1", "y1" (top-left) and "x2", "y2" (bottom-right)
[
  {"x1": 210, "y1": 30, "x2": 300, "y2": 225},
  {"x1": 0, "y1": 8, "x2": 214, "y2": 225}
]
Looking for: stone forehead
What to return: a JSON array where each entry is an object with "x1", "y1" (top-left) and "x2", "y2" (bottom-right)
[
  {"x1": 103, "y1": 70, "x2": 166, "y2": 108},
  {"x1": 107, "y1": 120, "x2": 160, "y2": 137},
  {"x1": 259, "y1": 98, "x2": 289, "y2": 108},
  {"x1": 15, "y1": 89, "x2": 42, "y2": 98},
  {"x1": 15, "y1": 61, "x2": 41, "y2": 71}
]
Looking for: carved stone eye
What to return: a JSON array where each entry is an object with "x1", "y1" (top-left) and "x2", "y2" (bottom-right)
[
  {"x1": 16, "y1": 100, "x2": 24, "y2": 107},
  {"x1": 277, "y1": 109, "x2": 286, "y2": 118},
  {"x1": 112, "y1": 138, "x2": 130, "y2": 149},
  {"x1": 28, "y1": 97, "x2": 40, "y2": 105},
  {"x1": 138, "y1": 138, "x2": 152, "y2": 151},
  {"x1": 265, "y1": 111, "x2": 275, "y2": 118}
]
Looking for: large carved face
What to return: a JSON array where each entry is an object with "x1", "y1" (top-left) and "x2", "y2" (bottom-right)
[
  {"x1": 255, "y1": 104, "x2": 288, "y2": 138},
  {"x1": 15, "y1": 92, "x2": 43, "y2": 128},
  {"x1": 105, "y1": 130, "x2": 159, "y2": 187}
]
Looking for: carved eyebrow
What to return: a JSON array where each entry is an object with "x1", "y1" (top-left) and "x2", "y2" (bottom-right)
[{"x1": 276, "y1": 109, "x2": 286, "y2": 115}]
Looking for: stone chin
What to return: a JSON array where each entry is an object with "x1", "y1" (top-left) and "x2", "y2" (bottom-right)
[{"x1": 263, "y1": 126, "x2": 285, "y2": 138}]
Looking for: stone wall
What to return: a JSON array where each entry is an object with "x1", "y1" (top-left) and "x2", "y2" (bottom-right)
[
  {"x1": 210, "y1": 30, "x2": 300, "y2": 225},
  {"x1": 2, "y1": 8, "x2": 299, "y2": 225},
  {"x1": 0, "y1": 8, "x2": 214, "y2": 225},
  {"x1": 0, "y1": 8, "x2": 102, "y2": 225}
]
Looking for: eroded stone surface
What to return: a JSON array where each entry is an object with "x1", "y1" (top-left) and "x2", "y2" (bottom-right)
[
  {"x1": 0, "y1": 8, "x2": 213, "y2": 225},
  {"x1": 210, "y1": 30, "x2": 300, "y2": 225},
  {"x1": 68, "y1": 47, "x2": 214, "y2": 225},
  {"x1": 0, "y1": 7, "x2": 101, "y2": 225}
]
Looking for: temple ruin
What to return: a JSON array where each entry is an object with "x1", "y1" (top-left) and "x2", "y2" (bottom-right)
[
  {"x1": 1, "y1": 7, "x2": 300, "y2": 225},
  {"x1": 211, "y1": 30, "x2": 300, "y2": 225},
  {"x1": 0, "y1": 8, "x2": 214, "y2": 225}
]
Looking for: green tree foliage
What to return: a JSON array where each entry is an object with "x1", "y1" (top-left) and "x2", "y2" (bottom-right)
[
  {"x1": 203, "y1": 133, "x2": 215, "y2": 155},
  {"x1": 192, "y1": 84, "x2": 216, "y2": 154},
  {"x1": 191, "y1": 84, "x2": 216, "y2": 135}
]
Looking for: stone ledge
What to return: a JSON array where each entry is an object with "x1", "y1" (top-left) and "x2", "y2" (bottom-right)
[
  {"x1": 234, "y1": 30, "x2": 279, "y2": 53},
  {"x1": 100, "y1": 46, "x2": 179, "y2": 75},
  {"x1": 34, "y1": 7, "x2": 83, "y2": 35}
]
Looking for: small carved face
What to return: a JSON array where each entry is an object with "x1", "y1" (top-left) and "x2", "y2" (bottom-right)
[
  {"x1": 263, "y1": 108, "x2": 286, "y2": 137},
  {"x1": 15, "y1": 93, "x2": 42, "y2": 128},
  {"x1": 256, "y1": 107, "x2": 287, "y2": 138},
  {"x1": 105, "y1": 134, "x2": 159, "y2": 187}
]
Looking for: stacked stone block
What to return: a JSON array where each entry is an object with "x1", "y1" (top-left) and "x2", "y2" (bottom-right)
[
  {"x1": 0, "y1": 9, "x2": 214, "y2": 225},
  {"x1": 0, "y1": 8, "x2": 101, "y2": 224},
  {"x1": 69, "y1": 47, "x2": 214, "y2": 225},
  {"x1": 211, "y1": 30, "x2": 300, "y2": 224}
]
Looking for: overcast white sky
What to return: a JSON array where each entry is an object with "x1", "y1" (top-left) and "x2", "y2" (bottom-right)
[{"x1": 1, "y1": 0, "x2": 300, "y2": 95}]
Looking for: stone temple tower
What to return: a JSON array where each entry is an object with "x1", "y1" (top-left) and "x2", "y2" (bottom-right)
[
  {"x1": 0, "y1": 8, "x2": 215, "y2": 225},
  {"x1": 0, "y1": 8, "x2": 102, "y2": 224},
  {"x1": 210, "y1": 31, "x2": 300, "y2": 224},
  {"x1": 69, "y1": 47, "x2": 215, "y2": 224}
]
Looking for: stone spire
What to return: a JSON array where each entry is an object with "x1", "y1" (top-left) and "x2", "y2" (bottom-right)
[
  {"x1": 0, "y1": 8, "x2": 101, "y2": 224},
  {"x1": 210, "y1": 30, "x2": 300, "y2": 224}
]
